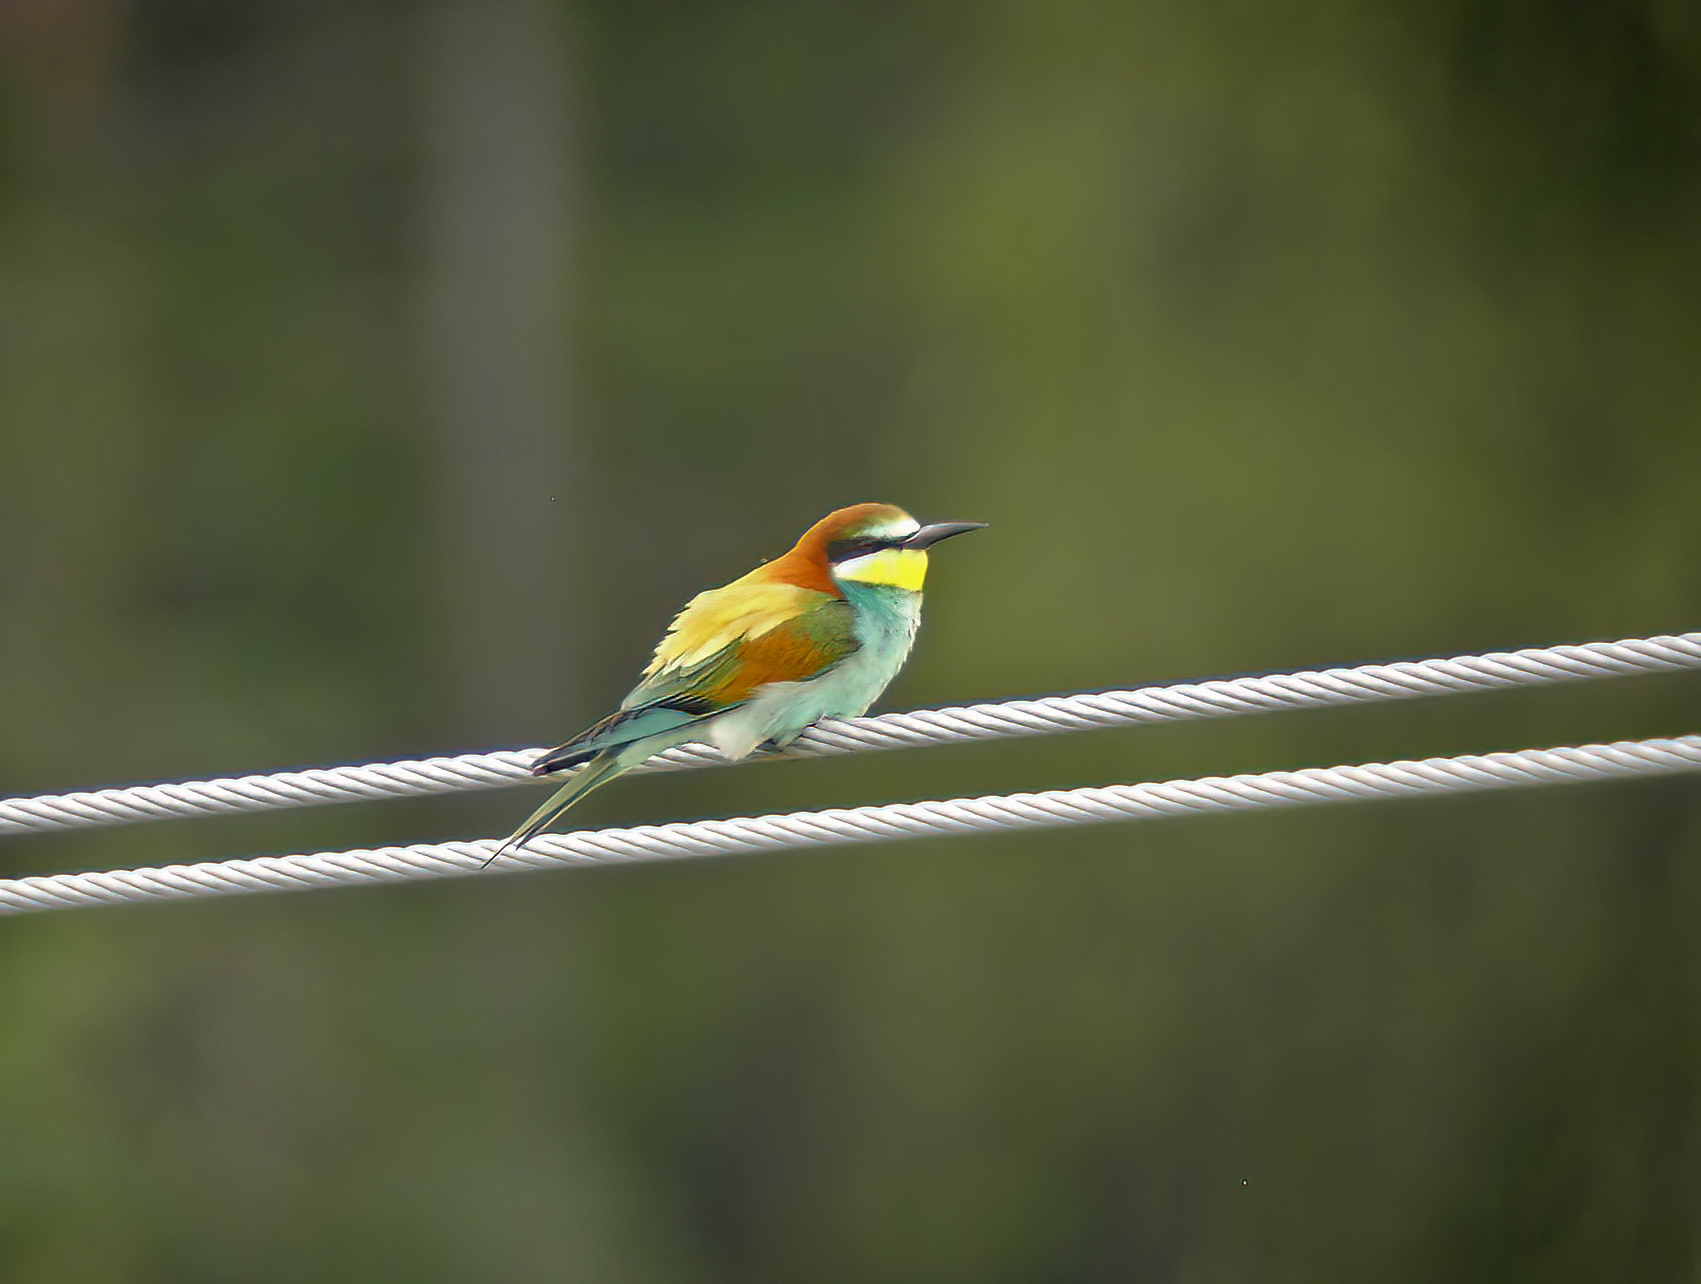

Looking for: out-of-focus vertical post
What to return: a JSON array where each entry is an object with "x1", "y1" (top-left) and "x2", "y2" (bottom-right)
[{"x1": 421, "y1": 0, "x2": 575, "y2": 745}]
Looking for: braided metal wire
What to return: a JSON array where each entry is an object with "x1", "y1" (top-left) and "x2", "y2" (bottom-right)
[
  {"x1": 4, "y1": 733, "x2": 1699, "y2": 915},
  {"x1": 4, "y1": 631, "x2": 1699, "y2": 838}
]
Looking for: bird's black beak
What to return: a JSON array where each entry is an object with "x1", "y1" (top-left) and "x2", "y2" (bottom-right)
[{"x1": 903, "y1": 521, "x2": 988, "y2": 549}]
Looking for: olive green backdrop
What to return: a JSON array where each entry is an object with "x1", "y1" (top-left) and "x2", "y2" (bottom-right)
[{"x1": 3, "y1": 1, "x2": 1701, "y2": 1279}]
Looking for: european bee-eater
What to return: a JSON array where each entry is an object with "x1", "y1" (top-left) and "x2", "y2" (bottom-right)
[{"x1": 490, "y1": 503, "x2": 984, "y2": 861}]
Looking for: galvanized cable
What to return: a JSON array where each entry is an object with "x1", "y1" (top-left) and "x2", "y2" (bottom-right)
[
  {"x1": 3, "y1": 733, "x2": 1699, "y2": 915},
  {"x1": 4, "y1": 631, "x2": 1699, "y2": 838}
]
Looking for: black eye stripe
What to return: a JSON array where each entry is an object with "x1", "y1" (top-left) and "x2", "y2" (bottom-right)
[{"x1": 828, "y1": 535, "x2": 903, "y2": 563}]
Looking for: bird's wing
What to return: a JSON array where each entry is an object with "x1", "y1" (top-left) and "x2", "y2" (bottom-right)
[
  {"x1": 638, "y1": 577, "x2": 833, "y2": 681},
  {"x1": 531, "y1": 583, "x2": 858, "y2": 775}
]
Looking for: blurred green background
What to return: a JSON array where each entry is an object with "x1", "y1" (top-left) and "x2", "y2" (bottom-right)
[{"x1": 3, "y1": 0, "x2": 1701, "y2": 1278}]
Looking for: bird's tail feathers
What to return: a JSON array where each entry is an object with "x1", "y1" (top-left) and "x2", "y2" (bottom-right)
[
  {"x1": 532, "y1": 703, "x2": 706, "y2": 776},
  {"x1": 481, "y1": 750, "x2": 630, "y2": 869}
]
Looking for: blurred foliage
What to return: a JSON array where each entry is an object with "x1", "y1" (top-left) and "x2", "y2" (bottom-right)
[{"x1": 3, "y1": 0, "x2": 1701, "y2": 1279}]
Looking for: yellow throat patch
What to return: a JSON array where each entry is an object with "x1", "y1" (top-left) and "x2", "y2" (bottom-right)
[{"x1": 834, "y1": 547, "x2": 928, "y2": 591}]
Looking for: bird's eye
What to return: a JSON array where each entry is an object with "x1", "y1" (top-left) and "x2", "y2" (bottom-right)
[{"x1": 828, "y1": 536, "x2": 889, "y2": 563}]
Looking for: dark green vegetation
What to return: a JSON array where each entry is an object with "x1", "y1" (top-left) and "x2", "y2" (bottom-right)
[{"x1": 4, "y1": 1, "x2": 1701, "y2": 1279}]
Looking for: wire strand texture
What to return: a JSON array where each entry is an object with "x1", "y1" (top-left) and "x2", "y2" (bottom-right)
[
  {"x1": 4, "y1": 631, "x2": 1699, "y2": 838},
  {"x1": 4, "y1": 733, "x2": 1699, "y2": 915}
]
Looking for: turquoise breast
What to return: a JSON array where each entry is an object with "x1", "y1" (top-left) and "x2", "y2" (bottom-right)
[{"x1": 821, "y1": 581, "x2": 923, "y2": 718}]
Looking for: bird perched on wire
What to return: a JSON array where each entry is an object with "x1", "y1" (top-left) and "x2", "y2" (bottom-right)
[{"x1": 488, "y1": 503, "x2": 984, "y2": 864}]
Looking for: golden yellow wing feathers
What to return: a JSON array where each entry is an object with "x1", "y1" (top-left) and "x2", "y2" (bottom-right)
[{"x1": 644, "y1": 574, "x2": 828, "y2": 677}]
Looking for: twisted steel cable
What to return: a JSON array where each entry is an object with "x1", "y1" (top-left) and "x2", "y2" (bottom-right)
[
  {"x1": 2, "y1": 733, "x2": 1698, "y2": 915},
  {"x1": 3, "y1": 631, "x2": 1699, "y2": 838}
]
